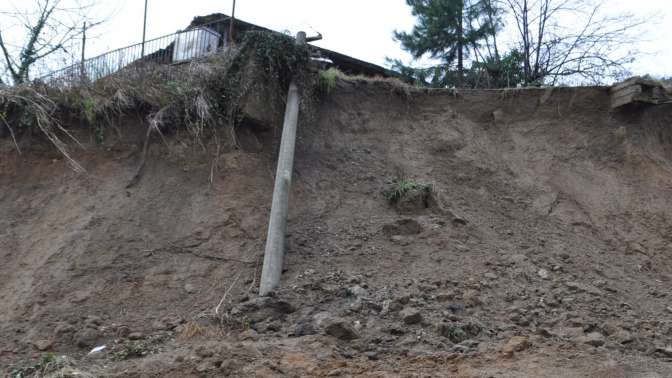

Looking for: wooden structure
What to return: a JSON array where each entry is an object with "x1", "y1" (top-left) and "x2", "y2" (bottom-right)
[{"x1": 610, "y1": 77, "x2": 672, "y2": 109}]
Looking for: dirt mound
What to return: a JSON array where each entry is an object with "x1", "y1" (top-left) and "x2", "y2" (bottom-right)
[{"x1": 2, "y1": 80, "x2": 672, "y2": 376}]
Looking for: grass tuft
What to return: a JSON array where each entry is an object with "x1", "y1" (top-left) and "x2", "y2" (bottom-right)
[
  {"x1": 384, "y1": 177, "x2": 431, "y2": 205},
  {"x1": 318, "y1": 68, "x2": 340, "y2": 94}
]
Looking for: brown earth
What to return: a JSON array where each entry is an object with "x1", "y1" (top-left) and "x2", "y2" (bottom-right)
[{"x1": 2, "y1": 79, "x2": 672, "y2": 377}]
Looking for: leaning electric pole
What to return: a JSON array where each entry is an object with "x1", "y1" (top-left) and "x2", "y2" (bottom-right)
[
  {"x1": 229, "y1": 0, "x2": 237, "y2": 44},
  {"x1": 258, "y1": 31, "x2": 307, "y2": 297}
]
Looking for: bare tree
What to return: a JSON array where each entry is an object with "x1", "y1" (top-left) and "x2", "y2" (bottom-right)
[
  {"x1": 504, "y1": 0, "x2": 644, "y2": 85},
  {"x1": 0, "y1": 0, "x2": 103, "y2": 84}
]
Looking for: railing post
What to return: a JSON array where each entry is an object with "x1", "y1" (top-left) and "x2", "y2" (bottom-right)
[
  {"x1": 259, "y1": 31, "x2": 306, "y2": 296},
  {"x1": 80, "y1": 22, "x2": 86, "y2": 81}
]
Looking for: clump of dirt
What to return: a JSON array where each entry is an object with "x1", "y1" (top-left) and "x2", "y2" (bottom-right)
[{"x1": 2, "y1": 78, "x2": 672, "y2": 377}]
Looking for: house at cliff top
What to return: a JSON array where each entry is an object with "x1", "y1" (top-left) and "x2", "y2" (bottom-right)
[
  {"x1": 177, "y1": 13, "x2": 393, "y2": 77},
  {"x1": 44, "y1": 13, "x2": 393, "y2": 83}
]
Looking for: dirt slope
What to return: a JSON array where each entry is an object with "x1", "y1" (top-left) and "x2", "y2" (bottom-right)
[{"x1": 2, "y1": 80, "x2": 672, "y2": 377}]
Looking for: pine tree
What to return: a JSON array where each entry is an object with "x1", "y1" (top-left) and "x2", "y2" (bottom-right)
[{"x1": 393, "y1": 0, "x2": 499, "y2": 87}]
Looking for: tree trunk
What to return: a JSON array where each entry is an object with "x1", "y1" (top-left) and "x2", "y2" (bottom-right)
[{"x1": 457, "y1": 1, "x2": 464, "y2": 87}]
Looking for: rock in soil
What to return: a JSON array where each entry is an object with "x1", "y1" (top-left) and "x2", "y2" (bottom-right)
[
  {"x1": 75, "y1": 329, "x2": 101, "y2": 349},
  {"x1": 577, "y1": 332, "x2": 606, "y2": 347},
  {"x1": 400, "y1": 307, "x2": 423, "y2": 325},
  {"x1": 324, "y1": 318, "x2": 360, "y2": 340},
  {"x1": 613, "y1": 329, "x2": 634, "y2": 345},
  {"x1": 501, "y1": 336, "x2": 531, "y2": 357},
  {"x1": 32, "y1": 339, "x2": 53, "y2": 351},
  {"x1": 231, "y1": 297, "x2": 296, "y2": 324},
  {"x1": 128, "y1": 332, "x2": 144, "y2": 340}
]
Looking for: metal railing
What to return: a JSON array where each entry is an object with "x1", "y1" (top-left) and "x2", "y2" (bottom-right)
[{"x1": 41, "y1": 17, "x2": 232, "y2": 85}]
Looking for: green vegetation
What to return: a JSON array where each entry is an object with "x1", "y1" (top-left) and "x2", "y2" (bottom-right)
[
  {"x1": 391, "y1": 0, "x2": 502, "y2": 87},
  {"x1": 242, "y1": 31, "x2": 311, "y2": 88},
  {"x1": 392, "y1": 0, "x2": 642, "y2": 87},
  {"x1": 384, "y1": 177, "x2": 432, "y2": 205},
  {"x1": 318, "y1": 68, "x2": 340, "y2": 95},
  {"x1": 468, "y1": 49, "x2": 526, "y2": 88},
  {"x1": 81, "y1": 97, "x2": 96, "y2": 123},
  {"x1": 112, "y1": 341, "x2": 148, "y2": 361},
  {"x1": 8, "y1": 353, "x2": 83, "y2": 378},
  {"x1": 439, "y1": 321, "x2": 482, "y2": 343},
  {"x1": 445, "y1": 326, "x2": 468, "y2": 343}
]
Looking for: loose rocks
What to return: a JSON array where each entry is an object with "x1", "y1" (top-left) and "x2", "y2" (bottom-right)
[
  {"x1": 501, "y1": 336, "x2": 531, "y2": 357},
  {"x1": 400, "y1": 307, "x2": 423, "y2": 325},
  {"x1": 324, "y1": 318, "x2": 360, "y2": 340},
  {"x1": 577, "y1": 332, "x2": 606, "y2": 347}
]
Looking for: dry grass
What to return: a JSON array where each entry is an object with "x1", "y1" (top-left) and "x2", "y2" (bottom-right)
[
  {"x1": 320, "y1": 67, "x2": 417, "y2": 97},
  {"x1": 2, "y1": 32, "x2": 306, "y2": 171},
  {"x1": 2, "y1": 57, "x2": 233, "y2": 175},
  {"x1": 7, "y1": 354, "x2": 97, "y2": 378},
  {"x1": 176, "y1": 321, "x2": 225, "y2": 341}
]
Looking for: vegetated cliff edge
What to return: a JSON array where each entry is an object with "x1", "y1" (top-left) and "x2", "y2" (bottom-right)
[{"x1": 2, "y1": 79, "x2": 672, "y2": 377}]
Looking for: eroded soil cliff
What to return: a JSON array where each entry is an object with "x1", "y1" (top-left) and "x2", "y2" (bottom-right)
[{"x1": 2, "y1": 80, "x2": 672, "y2": 377}]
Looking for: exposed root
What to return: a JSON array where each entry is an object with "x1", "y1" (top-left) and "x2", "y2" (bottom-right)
[
  {"x1": 0, "y1": 112, "x2": 20, "y2": 154},
  {"x1": 209, "y1": 139, "x2": 221, "y2": 185},
  {"x1": 247, "y1": 254, "x2": 263, "y2": 294},
  {"x1": 214, "y1": 271, "x2": 242, "y2": 318},
  {"x1": 1, "y1": 86, "x2": 86, "y2": 173},
  {"x1": 126, "y1": 120, "x2": 154, "y2": 189}
]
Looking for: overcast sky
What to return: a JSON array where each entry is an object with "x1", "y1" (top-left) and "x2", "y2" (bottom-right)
[{"x1": 3, "y1": 0, "x2": 672, "y2": 79}]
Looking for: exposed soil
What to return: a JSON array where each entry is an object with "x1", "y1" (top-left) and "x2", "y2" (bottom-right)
[{"x1": 2, "y1": 80, "x2": 672, "y2": 377}]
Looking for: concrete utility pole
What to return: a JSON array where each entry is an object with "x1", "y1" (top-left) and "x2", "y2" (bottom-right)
[
  {"x1": 259, "y1": 31, "x2": 307, "y2": 297},
  {"x1": 229, "y1": 0, "x2": 237, "y2": 44}
]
